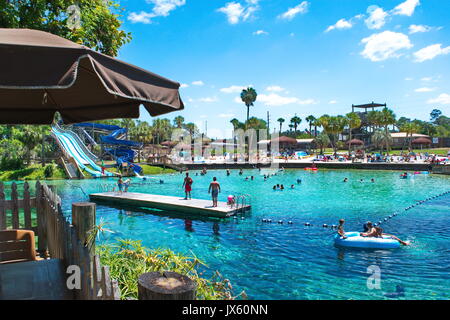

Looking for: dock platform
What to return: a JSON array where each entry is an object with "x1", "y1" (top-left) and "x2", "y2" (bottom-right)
[{"x1": 89, "y1": 192, "x2": 251, "y2": 218}]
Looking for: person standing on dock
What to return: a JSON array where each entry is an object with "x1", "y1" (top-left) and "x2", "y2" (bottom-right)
[
  {"x1": 182, "y1": 172, "x2": 193, "y2": 200},
  {"x1": 208, "y1": 177, "x2": 221, "y2": 207}
]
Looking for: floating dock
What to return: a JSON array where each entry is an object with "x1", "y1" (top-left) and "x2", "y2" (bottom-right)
[{"x1": 89, "y1": 192, "x2": 251, "y2": 218}]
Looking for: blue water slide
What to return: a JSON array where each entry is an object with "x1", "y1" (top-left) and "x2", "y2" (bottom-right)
[
  {"x1": 74, "y1": 123, "x2": 143, "y2": 174},
  {"x1": 52, "y1": 127, "x2": 114, "y2": 178}
]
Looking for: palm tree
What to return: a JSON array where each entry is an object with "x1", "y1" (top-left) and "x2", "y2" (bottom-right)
[
  {"x1": 288, "y1": 124, "x2": 294, "y2": 132},
  {"x1": 184, "y1": 122, "x2": 199, "y2": 138},
  {"x1": 377, "y1": 107, "x2": 396, "y2": 154},
  {"x1": 277, "y1": 118, "x2": 285, "y2": 133},
  {"x1": 305, "y1": 115, "x2": 316, "y2": 137},
  {"x1": 120, "y1": 119, "x2": 135, "y2": 140},
  {"x1": 312, "y1": 119, "x2": 320, "y2": 137},
  {"x1": 345, "y1": 112, "x2": 362, "y2": 154},
  {"x1": 230, "y1": 118, "x2": 244, "y2": 130},
  {"x1": 400, "y1": 122, "x2": 421, "y2": 152},
  {"x1": 240, "y1": 87, "x2": 258, "y2": 125},
  {"x1": 314, "y1": 133, "x2": 330, "y2": 155},
  {"x1": 173, "y1": 116, "x2": 185, "y2": 128},
  {"x1": 367, "y1": 111, "x2": 381, "y2": 134},
  {"x1": 325, "y1": 116, "x2": 348, "y2": 156},
  {"x1": 290, "y1": 115, "x2": 302, "y2": 134},
  {"x1": 245, "y1": 117, "x2": 267, "y2": 130},
  {"x1": 372, "y1": 130, "x2": 392, "y2": 154}
]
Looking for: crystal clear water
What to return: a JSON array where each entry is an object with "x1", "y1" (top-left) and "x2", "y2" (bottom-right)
[{"x1": 10, "y1": 169, "x2": 450, "y2": 299}]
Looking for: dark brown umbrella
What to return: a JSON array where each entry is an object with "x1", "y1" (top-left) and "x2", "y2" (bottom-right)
[
  {"x1": 0, "y1": 29, "x2": 184, "y2": 124},
  {"x1": 347, "y1": 139, "x2": 364, "y2": 146},
  {"x1": 271, "y1": 136, "x2": 298, "y2": 144},
  {"x1": 411, "y1": 138, "x2": 432, "y2": 145},
  {"x1": 161, "y1": 141, "x2": 178, "y2": 147}
]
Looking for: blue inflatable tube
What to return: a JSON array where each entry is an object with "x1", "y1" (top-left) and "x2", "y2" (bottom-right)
[{"x1": 335, "y1": 232, "x2": 401, "y2": 249}]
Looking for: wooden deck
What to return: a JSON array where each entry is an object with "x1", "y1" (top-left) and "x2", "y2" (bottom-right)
[
  {"x1": 0, "y1": 259, "x2": 72, "y2": 300},
  {"x1": 89, "y1": 192, "x2": 251, "y2": 218}
]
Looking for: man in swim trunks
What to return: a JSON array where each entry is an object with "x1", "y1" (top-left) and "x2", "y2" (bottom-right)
[
  {"x1": 208, "y1": 177, "x2": 221, "y2": 207},
  {"x1": 361, "y1": 222, "x2": 377, "y2": 237},
  {"x1": 338, "y1": 219, "x2": 347, "y2": 239},
  {"x1": 117, "y1": 175, "x2": 124, "y2": 194},
  {"x1": 182, "y1": 172, "x2": 193, "y2": 200}
]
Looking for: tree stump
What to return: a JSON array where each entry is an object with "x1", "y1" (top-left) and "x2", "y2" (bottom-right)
[{"x1": 138, "y1": 272, "x2": 196, "y2": 300}]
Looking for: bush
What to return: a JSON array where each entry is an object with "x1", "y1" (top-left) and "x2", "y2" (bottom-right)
[
  {"x1": 0, "y1": 139, "x2": 26, "y2": 171},
  {"x1": 97, "y1": 240, "x2": 247, "y2": 300},
  {"x1": 44, "y1": 163, "x2": 55, "y2": 178}
]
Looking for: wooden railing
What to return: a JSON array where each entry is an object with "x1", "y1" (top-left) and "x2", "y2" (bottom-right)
[{"x1": 0, "y1": 181, "x2": 120, "y2": 300}]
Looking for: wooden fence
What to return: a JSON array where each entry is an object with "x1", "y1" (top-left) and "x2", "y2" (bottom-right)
[{"x1": 0, "y1": 181, "x2": 120, "y2": 300}]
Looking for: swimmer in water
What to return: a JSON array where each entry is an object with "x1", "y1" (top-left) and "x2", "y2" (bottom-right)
[
  {"x1": 291, "y1": 184, "x2": 295, "y2": 189},
  {"x1": 375, "y1": 227, "x2": 410, "y2": 246},
  {"x1": 226, "y1": 169, "x2": 231, "y2": 176},
  {"x1": 280, "y1": 184, "x2": 285, "y2": 190},
  {"x1": 297, "y1": 179, "x2": 302, "y2": 184},
  {"x1": 343, "y1": 178, "x2": 348, "y2": 183}
]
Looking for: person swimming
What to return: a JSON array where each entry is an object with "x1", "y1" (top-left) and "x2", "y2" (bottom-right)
[
  {"x1": 239, "y1": 169, "x2": 243, "y2": 176},
  {"x1": 226, "y1": 169, "x2": 231, "y2": 176},
  {"x1": 343, "y1": 178, "x2": 348, "y2": 183},
  {"x1": 291, "y1": 184, "x2": 295, "y2": 189},
  {"x1": 371, "y1": 178, "x2": 375, "y2": 183},
  {"x1": 280, "y1": 184, "x2": 285, "y2": 190},
  {"x1": 297, "y1": 178, "x2": 302, "y2": 184}
]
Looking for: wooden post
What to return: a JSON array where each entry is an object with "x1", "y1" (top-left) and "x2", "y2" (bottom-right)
[
  {"x1": 138, "y1": 272, "x2": 196, "y2": 300},
  {"x1": 72, "y1": 202, "x2": 96, "y2": 255},
  {"x1": 0, "y1": 182, "x2": 5, "y2": 230},
  {"x1": 11, "y1": 182, "x2": 19, "y2": 229},
  {"x1": 23, "y1": 182, "x2": 32, "y2": 230}
]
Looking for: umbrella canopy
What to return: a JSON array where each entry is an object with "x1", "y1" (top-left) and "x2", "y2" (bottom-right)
[
  {"x1": 412, "y1": 138, "x2": 432, "y2": 145},
  {"x1": 0, "y1": 29, "x2": 184, "y2": 124},
  {"x1": 161, "y1": 141, "x2": 179, "y2": 147},
  {"x1": 271, "y1": 136, "x2": 298, "y2": 144},
  {"x1": 346, "y1": 139, "x2": 364, "y2": 146}
]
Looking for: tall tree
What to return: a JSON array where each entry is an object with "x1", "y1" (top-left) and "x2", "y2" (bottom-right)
[
  {"x1": 430, "y1": 109, "x2": 442, "y2": 123},
  {"x1": 240, "y1": 87, "x2": 258, "y2": 125},
  {"x1": 230, "y1": 118, "x2": 244, "y2": 130},
  {"x1": 173, "y1": 116, "x2": 185, "y2": 129},
  {"x1": 277, "y1": 118, "x2": 285, "y2": 133},
  {"x1": 305, "y1": 115, "x2": 316, "y2": 137},
  {"x1": 345, "y1": 112, "x2": 362, "y2": 155},
  {"x1": 0, "y1": 0, "x2": 131, "y2": 57},
  {"x1": 314, "y1": 133, "x2": 330, "y2": 155},
  {"x1": 377, "y1": 107, "x2": 396, "y2": 154},
  {"x1": 290, "y1": 115, "x2": 302, "y2": 134},
  {"x1": 400, "y1": 122, "x2": 421, "y2": 151}
]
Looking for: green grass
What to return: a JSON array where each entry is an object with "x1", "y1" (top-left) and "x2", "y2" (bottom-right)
[
  {"x1": 0, "y1": 164, "x2": 67, "y2": 181},
  {"x1": 140, "y1": 165, "x2": 176, "y2": 175},
  {"x1": 97, "y1": 240, "x2": 246, "y2": 300}
]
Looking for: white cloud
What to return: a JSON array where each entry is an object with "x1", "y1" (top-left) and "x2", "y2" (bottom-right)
[
  {"x1": 128, "y1": 11, "x2": 154, "y2": 24},
  {"x1": 198, "y1": 97, "x2": 218, "y2": 103},
  {"x1": 253, "y1": 30, "x2": 268, "y2": 35},
  {"x1": 257, "y1": 93, "x2": 316, "y2": 106},
  {"x1": 421, "y1": 77, "x2": 433, "y2": 81},
  {"x1": 409, "y1": 24, "x2": 432, "y2": 34},
  {"x1": 414, "y1": 44, "x2": 450, "y2": 62},
  {"x1": 220, "y1": 85, "x2": 247, "y2": 93},
  {"x1": 128, "y1": 0, "x2": 186, "y2": 23},
  {"x1": 361, "y1": 31, "x2": 413, "y2": 62},
  {"x1": 279, "y1": 1, "x2": 309, "y2": 20},
  {"x1": 329, "y1": 100, "x2": 338, "y2": 104},
  {"x1": 427, "y1": 93, "x2": 450, "y2": 105},
  {"x1": 365, "y1": 6, "x2": 389, "y2": 30},
  {"x1": 266, "y1": 85, "x2": 285, "y2": 92},
  {"x1": 404, "y1": 77, "x2": 414, "y2": 81},
  {"x1": 180, "y1": 83, "x2": 189, "y2": 88},
  {"x1": 192, "y1": 80, "x2": 204, "y2": 86},
  {"x1": 218, "y1": 1, "x2": 259, "y2": 24},
  {"x1": 326, "y1": 18, "x2": 353, "y2": 32},
  {"x1": 392, "y1": 0, "x2": 420, "y2": 16},
  {"x1": 415, "y1": 87, "x2": 436, "y2": 92}
]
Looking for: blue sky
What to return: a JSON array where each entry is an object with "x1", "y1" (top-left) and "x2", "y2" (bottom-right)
[{"x1": 116, "y1": 0, "x2": 450, "y2": 139}]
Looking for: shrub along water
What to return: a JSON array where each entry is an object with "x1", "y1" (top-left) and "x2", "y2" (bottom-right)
[{"x1": 97, "y1": 240, "x2": 246, "y2": 300}]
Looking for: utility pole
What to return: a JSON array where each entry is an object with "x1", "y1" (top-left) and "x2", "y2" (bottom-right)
[{"x1": 267, "y1": 111, "x2": 271, "y2": 139}]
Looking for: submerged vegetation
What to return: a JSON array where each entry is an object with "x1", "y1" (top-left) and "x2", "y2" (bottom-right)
[{"x1": 98, "y1": 240, "x2": 246, "y2": 300}]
